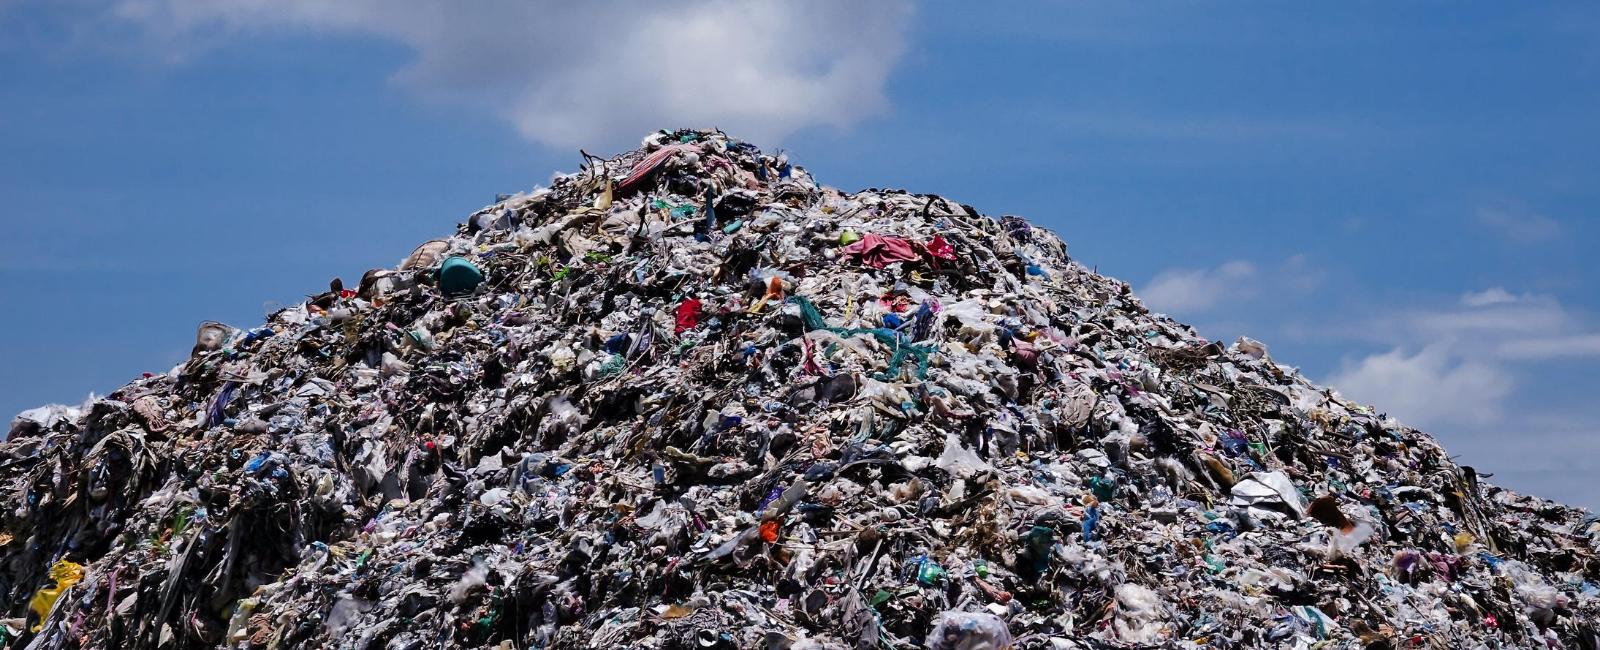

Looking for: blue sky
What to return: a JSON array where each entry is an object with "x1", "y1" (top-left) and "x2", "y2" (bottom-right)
[{"x1": 2, "y1": 1, "x2": 1597, "y2": 506}]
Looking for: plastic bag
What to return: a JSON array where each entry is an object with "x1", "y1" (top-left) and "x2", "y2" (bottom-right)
[
  {"x1": 1104, "y1": 583, "x2": 1169, "y2": 645},
  {"x1": 927, "y1": 610, "x2": 1013, "y2": 650},
  {"x1": 936, "y1": 433, "x2": 991, "y2": 478},
  {"x1": 28, "y1": 560, "x2": 85, "y2": 632}
]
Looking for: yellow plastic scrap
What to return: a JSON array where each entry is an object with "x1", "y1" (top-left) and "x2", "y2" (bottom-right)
[{"x1": 29, "y1": 560, "x2": 85, "y2": 632}]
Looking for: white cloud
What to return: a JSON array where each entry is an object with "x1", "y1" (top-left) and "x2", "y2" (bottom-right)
[
  {"x1": 109, "y1": 0, "x2": 913, "y2": 150},
  {"x1": 1340, "y1": 289, "x2": 1567, "y2": 347},
  {"x1": 1315, "y1": 285, "x2": 1600, "y2": 482},
  {"x1": 1404, "y1": 299, "x2": 1570, "y2": 339},
  {"x1": 1460, "y1": 287, "x2": 1518, "y2": 307},
  {"x1": 1217, "y1": 260, "x2": 1255, "y2": 276},
  {"x1": 1475, "y1": 206, "x2": 1564, "y2": 241},
  {"x1": 1497, "y1": 333, "x2": 1600, "y2": 360},
  {"x1": 1138, "y1": 255, "x2": 1326, "y2": 319},
  {"x1": 1375, "y1": 289, "x2": 1600, "y2": 362},
  {"x1": 1326, "y1": 344, "x2": 1514, "y2": 429},
  {"x1": 1139, "y1": 260, "x2": 1257, "y2": 314}
]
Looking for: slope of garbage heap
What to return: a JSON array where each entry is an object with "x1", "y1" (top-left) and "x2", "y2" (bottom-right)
[{"x1": 4, "y1": 130, "x2": 1598, "y2": 650}]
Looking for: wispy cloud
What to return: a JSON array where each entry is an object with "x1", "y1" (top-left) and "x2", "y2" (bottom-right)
[
  {"x1": 1138, "y1": 255, "x2": 1325, "y2": 318},
  {"x1": 1139, "y1": 260, "x2": 1258, "y2": 314},
  {"x1": 1326, "y1": 344, "x2": 1513, "y2": 428},
  {"x1": 1475, "y1": 206, "x2": 1564, "y2": 241},
  {"x1": 1497, "y1": 333, "x2": 1600, "y2": 360},
  {"x1": 1025, "y1": 109, "x2": 1375, "y2": 144},
  {"x1": 1460, "y1": 287, "x2": 1520, "y2": 307},
  {"x1": 1323, "y1": 287, "x2": 1600, "y2": 432},
  {"x1": 1305, "y1": 280, "x2": 1600, "y2": 505},
  {"x1": 1403, "y1": 300, "x2": 1570, "y2": 339},
  {"x1": 107, "y1": 0, "x2": 914, "y2": 150},
  {"x1": 1337, "y1": 289, "x2": 1572, "y2": 349},
  {"x1": 1394, "y1": 291, "x2": 1597, "y2": 361},
  {"x1": 1281, "y1": 254, "x2": 1327, "y2": 293}
]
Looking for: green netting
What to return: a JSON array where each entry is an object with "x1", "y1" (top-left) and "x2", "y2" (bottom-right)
[{"x1": 789, "y1": 295, "x2": 934, "y2": 381}]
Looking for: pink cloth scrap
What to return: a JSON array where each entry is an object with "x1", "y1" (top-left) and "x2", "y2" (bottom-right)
[{"x1": 842, "y1": 234, "x2": 920, "y2": 268}]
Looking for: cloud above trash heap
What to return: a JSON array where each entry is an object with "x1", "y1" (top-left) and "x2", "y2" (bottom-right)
[{"x1": 111, "y1": 0, "x2": 914, "y2": 149}]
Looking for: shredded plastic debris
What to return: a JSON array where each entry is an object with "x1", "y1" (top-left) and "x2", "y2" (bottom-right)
[{"x1": 2, "y1": 129, "x2": 1597, "y2": 649}]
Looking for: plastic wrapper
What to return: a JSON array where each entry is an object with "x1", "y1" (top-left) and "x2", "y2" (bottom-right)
[{"x1": 927, "y1": 611, "x2": 1013, "y2": 650}]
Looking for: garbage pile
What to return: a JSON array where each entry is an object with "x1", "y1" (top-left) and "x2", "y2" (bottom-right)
[{"x1": 3, "y1": 129, "x2": 1597, "y2": 650}]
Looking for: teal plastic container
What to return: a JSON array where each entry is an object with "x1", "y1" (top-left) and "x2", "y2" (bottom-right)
[{"x1": 438, "y1": 256, "x2": 484, "y2": 295}]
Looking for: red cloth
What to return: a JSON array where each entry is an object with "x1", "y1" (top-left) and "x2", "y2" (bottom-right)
[
  {"x1": 924, "y1": 235, "x2": 956, "y2": 266},
  {"x1": 674, "y1": 299, "x2": 703, "y2": 334},
  {"x1": 842, "y1": 233, "x2": 920, "y2": 268}
]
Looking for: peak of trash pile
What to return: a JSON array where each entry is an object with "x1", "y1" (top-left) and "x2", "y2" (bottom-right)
[{"x1": 3, "y1": 128, "x2": 1597, "y2": 650}]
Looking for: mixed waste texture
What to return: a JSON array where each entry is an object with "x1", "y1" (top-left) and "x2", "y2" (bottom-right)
[{"x1": 4, "y1": 130, "x2": 1598, "y2": 650}]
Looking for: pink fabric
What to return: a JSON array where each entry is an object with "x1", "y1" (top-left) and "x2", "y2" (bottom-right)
[
  {"x1": 925, "y1": 235, "x2": 955, "y2": 261},
  {"x1": 842, "y1": 233, "x2": 920, "y2": 268},
  {"x1": 618, "y1": 144, "x2": 690, "y2": 193},
  {"x1": 1011, "y1": 339, "x2": 1039, "y2": 368}
]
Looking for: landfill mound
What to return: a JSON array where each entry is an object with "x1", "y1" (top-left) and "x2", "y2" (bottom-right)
[{"x1": 3, "y1": 130, "x2": 1597, "y2": 650}]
